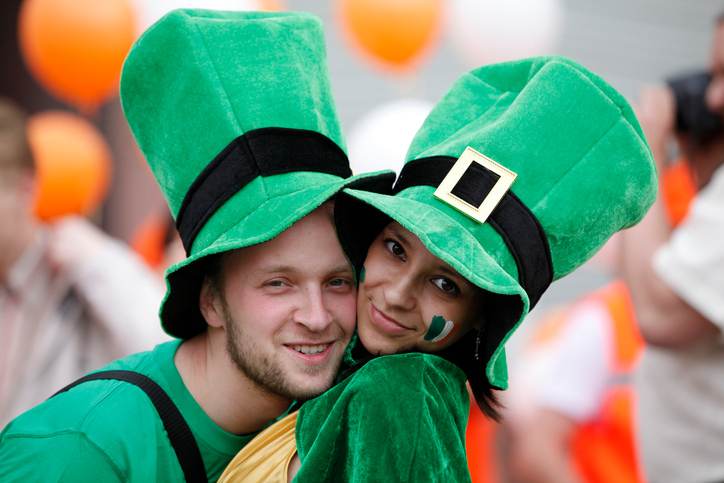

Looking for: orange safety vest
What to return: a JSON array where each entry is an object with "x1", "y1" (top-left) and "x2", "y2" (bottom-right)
[
  {"x1": 569, "y1": 281, "x2": 644, "y2": 483},
  {"x1": 466, "y1": 400, "x2": 497, "y2": 483},
  {"x1": 464, "y1": 282, "x2": 644, "y2": 483}
]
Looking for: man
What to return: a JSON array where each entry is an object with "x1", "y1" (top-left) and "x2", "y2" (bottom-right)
[
  {"x1": 620, "y1": 13, "x2": 724, "y2": 483},
  {"x1": 0, "y1": 98, "x2": 167, "y2": 427},
  {"x1": 0, "y1": 10, "x2": 391, "y2": 482}
]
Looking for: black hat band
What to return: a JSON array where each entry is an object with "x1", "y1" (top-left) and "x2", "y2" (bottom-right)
[{"x1": 176, "y1": 127, "x2": 352, "y2": 254}]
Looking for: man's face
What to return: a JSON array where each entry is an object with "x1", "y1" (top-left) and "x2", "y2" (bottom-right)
[
  {"x1": 706, "y1": 22, "x2": 724, "y2": 114},
  {"x1": 209, "y1": 204, "x2": 357, "y2": 400}
]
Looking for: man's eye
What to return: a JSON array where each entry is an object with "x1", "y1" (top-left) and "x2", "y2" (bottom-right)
[
  {"x1": 384, "y1": 239, "x2": 405, "y2": 259},
  {"x1": 329, "y1": 278, "x2": 351, "y2": 288},
  {"x1": 431, "y1": 277, "x2": 460, "y2": 295},
  {"x1": 265, "y1": 279, "x2": 287, "y2": 288}
]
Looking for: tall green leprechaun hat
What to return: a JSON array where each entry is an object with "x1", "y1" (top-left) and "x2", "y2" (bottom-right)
[
  {"x1": 335, "y1": 56, "x2": 657, "y2": 395},
  {"x1": 121, "y1": 9, "x2": 393, "y2": 338}
]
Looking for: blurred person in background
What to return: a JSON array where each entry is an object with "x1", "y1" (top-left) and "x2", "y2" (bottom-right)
[
  {"x1": 619, "y1": 12, "x2": 724, "y2": 483},
  {"x1": 0, "y1": 98, "x2": 167, "y2": 428},
  {"x1": 502, "y1": 253, "x2": 644, "y2": 483},
  {"x1": 501, "y1": 158, "x2": 696, "y2": 483}
]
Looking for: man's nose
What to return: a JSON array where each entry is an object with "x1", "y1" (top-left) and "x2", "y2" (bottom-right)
[{"x1": 294, "y1": 286, "x2": 333, "y2": 332}]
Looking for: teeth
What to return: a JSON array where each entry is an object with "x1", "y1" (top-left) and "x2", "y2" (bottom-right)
[{"x1": 292, "y1": 344, "x2": 327, "y2": 355}]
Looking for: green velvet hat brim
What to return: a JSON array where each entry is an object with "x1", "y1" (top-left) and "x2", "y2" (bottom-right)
[
  {"x1": 161, "y1": 170, "x2": 394, "y2": 339},
  {"x1": 338, "y1": 186, "x2": 530, "y2": 389}
]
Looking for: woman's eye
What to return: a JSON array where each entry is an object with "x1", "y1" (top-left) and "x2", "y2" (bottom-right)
[
  {"x1": 384, "y1": 239, "x2": 406, "y2": 259},
  {"x1": 431, "y1": 277, "x2": 460, "y2": 295}
]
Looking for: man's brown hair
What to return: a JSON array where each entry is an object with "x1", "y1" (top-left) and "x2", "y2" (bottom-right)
[{"x1": 0, "y1": 98, "x2": 34, "y2": 174}]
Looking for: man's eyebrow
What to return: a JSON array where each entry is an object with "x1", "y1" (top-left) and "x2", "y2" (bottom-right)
[
  {"x1": 329, "y1": 264, "x2": 354, "y2": 275},
  {"x1": 258, "y1": 264, "x2": 298, "y2": 274},
  {"x1": 258, "y1": 264, "x2": 353, "y2": 275}
]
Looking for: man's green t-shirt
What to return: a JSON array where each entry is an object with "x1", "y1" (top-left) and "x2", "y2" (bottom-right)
[{"x1": 0, "y1": 340, "x2": 260, "y2": 482}]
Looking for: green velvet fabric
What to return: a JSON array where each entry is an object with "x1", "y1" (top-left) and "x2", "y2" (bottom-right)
[
  {"x1": 119, "y1": 9, "x2": 392, "y2": 337},
  {"x1": 121, "y1": 10, "x2": 345, "y2": 219},
  {"x1": 294, "y1": 353, "x2": 472, "y2": 482},
  {"x1": 337, "y1": 56, "x2": 657, "y2": 389}
]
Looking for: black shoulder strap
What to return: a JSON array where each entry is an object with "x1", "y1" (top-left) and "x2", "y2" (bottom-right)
[{"x1": 53, "y1": 370, "x2": 208, "y2": 483}]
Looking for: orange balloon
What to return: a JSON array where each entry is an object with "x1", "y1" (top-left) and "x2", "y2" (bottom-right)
[
  {"x1": 27, "y1": 112, "x2": 112, "y2": 220},
  {"x1": 258, "y1": 0, "x2": 285, "y2": 11},
  {"x1": 339, "y1": 0, "x2": 442, "y2": 70},
  {"x1": 18, "y1": 0, "x2": 135, "y2": 112}
]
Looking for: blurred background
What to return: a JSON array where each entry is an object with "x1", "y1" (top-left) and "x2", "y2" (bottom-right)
[
  {"x1": 2, "y1": 1, "x2": 724, "y2": 481},
  {"x1": 1, "y1": 0, "x2": 720, "y2": 259}
]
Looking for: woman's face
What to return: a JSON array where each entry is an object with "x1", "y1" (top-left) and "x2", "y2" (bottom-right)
[{"x1": 357, "y1": 222, "x2": 482, "y2": 355}]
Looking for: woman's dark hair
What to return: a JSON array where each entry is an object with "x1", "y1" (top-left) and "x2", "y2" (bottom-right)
[
  {"x1": 437, "y1": 328, "x2": 503, "y2": 421},
  {"x1": 473, "y1": 376, "x2": 501, "y2": 422},
  {"x1": 436, "y1": 288, "x2": 524, "y2": 422}
]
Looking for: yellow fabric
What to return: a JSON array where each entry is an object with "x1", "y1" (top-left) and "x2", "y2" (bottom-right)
[{"x1": 218, "y1": 411, "x2": 298, "y2": 483}]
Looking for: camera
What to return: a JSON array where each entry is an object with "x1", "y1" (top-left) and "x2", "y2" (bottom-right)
[{"x1": 667, "y1": 70, "x2": 723, "y2": 145}]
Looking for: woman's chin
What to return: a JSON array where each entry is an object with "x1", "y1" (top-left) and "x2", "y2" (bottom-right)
[{"x1": 358, "y1": 327, "x2": 409, "y2": 356}]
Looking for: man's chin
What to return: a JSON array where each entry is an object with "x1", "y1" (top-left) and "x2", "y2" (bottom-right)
[{"x1": 288, "y1": 378, "x2": 336, "y2": 400}]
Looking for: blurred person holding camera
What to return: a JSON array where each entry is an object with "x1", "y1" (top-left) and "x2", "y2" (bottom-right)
[
  {"x1": 0, "y1": 98, "x2": 167, "y2": 428},
  {"x1": 501, "y1": 82, "x2": 702, "y2": 483},
  {"x1": 620, "y1": 13, "x2": 724, "y2": 483}
]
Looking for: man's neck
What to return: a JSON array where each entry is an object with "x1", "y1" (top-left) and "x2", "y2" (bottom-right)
[{"x1": 175, "y1": 331, "x2": 291, "y2": 435}]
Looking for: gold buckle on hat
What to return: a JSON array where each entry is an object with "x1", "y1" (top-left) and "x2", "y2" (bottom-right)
[{"x1": 434, "y1": 146, "x2": 517, "y2": 224}]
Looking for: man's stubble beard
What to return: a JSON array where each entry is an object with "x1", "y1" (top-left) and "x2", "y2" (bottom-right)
[{"x1": 220, "y1": 300, "x2": 341, "y2": 401}]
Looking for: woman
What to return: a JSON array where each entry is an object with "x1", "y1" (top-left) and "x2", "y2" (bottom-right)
[{"x1": 220, "y1": 55, "x2": 657, "y2": 482}]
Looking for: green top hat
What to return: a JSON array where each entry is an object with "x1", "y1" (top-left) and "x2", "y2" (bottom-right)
[
  {"x1": 121, "y1": 9, "x2": 393, "y2": 338},
  {"x1": 335, "y1": 56, "x2": 657, "y2": 394}
]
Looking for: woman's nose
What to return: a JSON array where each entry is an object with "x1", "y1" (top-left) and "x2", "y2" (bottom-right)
[{"x1": 383, "y1": 275, "x2": 416, "y2": 311}]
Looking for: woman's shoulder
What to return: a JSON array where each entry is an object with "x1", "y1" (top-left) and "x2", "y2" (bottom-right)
[
  {"x1": 295, "y1": 352, "x2": 471, "y2": 473},
  {"x1": 305, "y1": 352, "x2": 469, "y2": 416},
  {"x1": 354, "y1": 352, "x2": 467, "y2": 387}
]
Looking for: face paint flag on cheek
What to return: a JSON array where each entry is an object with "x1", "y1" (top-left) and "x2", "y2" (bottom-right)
[{"x1": 424, "y1": 315, "x2": 455, "y2": 343}]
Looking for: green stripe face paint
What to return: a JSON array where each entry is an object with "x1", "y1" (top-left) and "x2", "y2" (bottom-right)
[{"x1": 424, "y1": 315, "x2": 455, "y2": 343}]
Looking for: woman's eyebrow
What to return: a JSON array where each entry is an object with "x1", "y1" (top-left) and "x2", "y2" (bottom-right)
[
  {"x1": 436, "y1": 265, "x2": 463, "y2": 280},
  {"x1": 387, "y1": 225, "x2": 412, "y2": 248}
]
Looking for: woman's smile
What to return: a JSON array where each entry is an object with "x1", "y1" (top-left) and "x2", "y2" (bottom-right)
[{"x1": 368, "y1": 301, "x2": 414, "y2": 335}]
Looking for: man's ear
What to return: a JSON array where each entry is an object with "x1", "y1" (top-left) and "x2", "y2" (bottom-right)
[{"x1": 199, "y1": 276, "x2": 225, "y2": 329}]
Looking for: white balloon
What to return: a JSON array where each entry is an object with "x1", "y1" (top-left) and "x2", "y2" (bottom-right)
[
  {"x1": 132, "y1": 0, "x2": 264, "y2": 34},
  {"x1": 347, "y1": 99, "x2": 433, "y2": 175},
  {"x1": 447, "y1": 0, "x2": 563, "y2": 66}
]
